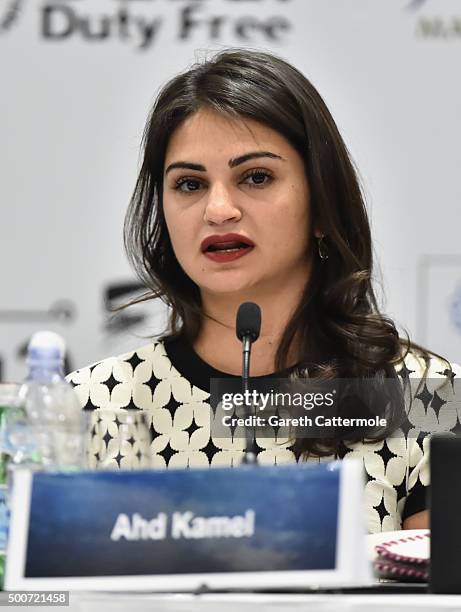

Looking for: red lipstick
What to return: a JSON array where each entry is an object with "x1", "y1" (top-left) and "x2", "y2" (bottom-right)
[{"x1": 200, "y1": 233, "x2": 255, "y2": 263}]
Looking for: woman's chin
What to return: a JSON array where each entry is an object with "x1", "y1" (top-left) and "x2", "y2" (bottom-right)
[{"x1": 198, "y1": 277, "x2": 260, "y2": 297}]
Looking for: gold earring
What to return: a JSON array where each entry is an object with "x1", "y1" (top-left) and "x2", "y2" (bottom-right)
[{"x1": 317, "y1": 235, "x2": 329, "y2": 260}]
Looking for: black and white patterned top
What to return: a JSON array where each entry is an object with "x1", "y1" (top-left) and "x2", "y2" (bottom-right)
[{"x1": 67, "y1": 337, "x2": 461, "y2": 534}]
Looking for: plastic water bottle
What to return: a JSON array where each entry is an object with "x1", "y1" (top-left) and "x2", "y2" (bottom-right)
[
  {"x1": 0, "y1": 383, "x2": 23, "y2": 588},
  {"x1": 20, "y1": 331, "x2": 86, "y2": 471}
]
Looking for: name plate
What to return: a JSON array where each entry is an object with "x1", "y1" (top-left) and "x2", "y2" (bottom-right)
[{"x1": 5, "y1": 461, "x2": 371, "y2": 591}]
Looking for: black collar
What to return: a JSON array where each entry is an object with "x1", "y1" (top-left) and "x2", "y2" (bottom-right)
[{"x1": 163, "y1": 335, "x2": 298, "y2": 392}]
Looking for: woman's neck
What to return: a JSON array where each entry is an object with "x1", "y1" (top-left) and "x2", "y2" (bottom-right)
[{"x1": 192, "y1": 285, "x2": 305, "y2": 376}]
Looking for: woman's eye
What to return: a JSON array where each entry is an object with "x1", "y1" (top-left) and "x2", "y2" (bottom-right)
[
  {"x1": 242, "y1": 170, "x2": 273, "y2": 188},
  {"x1": 174, "y1": 178, "x2": 202, "y2": 193},
  {"x1": 173, "y1": 170, "x2": 273, "y2": 194}
]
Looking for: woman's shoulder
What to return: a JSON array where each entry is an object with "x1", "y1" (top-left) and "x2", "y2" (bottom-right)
[
  {"x1": 394, "y1": 344, "x2": 461, "y2": 439},
  {"x1": 66, "y1": 340, "x2": 168, "y2": 386},
  {"x1": 396, "y1": 344, "x2": 461, "y2": 386},
  {"x1": 65, "y1": 340, "x2": 175, "y2": 411}
]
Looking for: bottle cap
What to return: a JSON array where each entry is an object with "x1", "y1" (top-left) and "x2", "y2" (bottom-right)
[{"x1": 27, "y1": 331, "x2": 66, "y2": 362}]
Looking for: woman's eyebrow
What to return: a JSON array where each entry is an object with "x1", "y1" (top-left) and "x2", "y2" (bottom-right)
[
  {"x1": 165, "y1": 161, "x2": 205, "y2": 175},
  {"x1": 164, "y1": 151, "x2": 285, "y2": 175},
  {"x1": 229, "y1": 151, "x2": 285, "y2": 167}
]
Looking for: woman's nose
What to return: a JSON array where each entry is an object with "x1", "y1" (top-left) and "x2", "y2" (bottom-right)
[{"x1": 203, "y1": 184, "x2": 242, "y2": 225}]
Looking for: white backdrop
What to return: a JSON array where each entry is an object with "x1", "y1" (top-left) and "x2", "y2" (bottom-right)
[{"x1": 1, "y1": 0, "x2": 460, "y2": 380}]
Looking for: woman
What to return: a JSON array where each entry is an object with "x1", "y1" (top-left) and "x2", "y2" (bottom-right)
[{"x1": 68, "y1": 48, "x2": 459, "y2": 534}]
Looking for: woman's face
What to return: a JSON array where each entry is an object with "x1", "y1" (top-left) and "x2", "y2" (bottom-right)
[{"x1": 162, "y1": 108, "x2": 313, "y2": 298}]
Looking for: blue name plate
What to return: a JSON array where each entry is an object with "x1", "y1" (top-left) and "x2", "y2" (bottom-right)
[{"x1": 5, "y1": 461, "x2": 371, "y2": 591}]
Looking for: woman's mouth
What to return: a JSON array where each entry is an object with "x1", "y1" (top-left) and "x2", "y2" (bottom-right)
[{"x1": 200, "y1": 234, "x2": 255, "y2": 263}]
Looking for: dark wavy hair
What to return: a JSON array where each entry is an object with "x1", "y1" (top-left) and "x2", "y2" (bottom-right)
[{"x1": 124, "y1": 47, "x2": 431, "y2": 457}]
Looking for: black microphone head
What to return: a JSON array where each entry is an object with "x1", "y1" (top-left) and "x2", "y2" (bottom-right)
[{"x1": 236, "y1": 302, "x2": 261, "y2": 342}]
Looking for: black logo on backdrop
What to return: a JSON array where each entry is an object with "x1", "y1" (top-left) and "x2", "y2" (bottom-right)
[
  {"x1": 103, "y1": 281, "x2": 147, "y2": 334},
  {"x1": 1, "y1": 0, "x2": 293, "y2": 49},
  {"x1": 0, "y1": 0, "x2": 23, "y2": 33}
]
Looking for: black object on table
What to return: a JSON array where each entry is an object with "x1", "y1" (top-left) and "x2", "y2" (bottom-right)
[{"x1": 430, "y1": 433, "x2": 461, "y2": 594}]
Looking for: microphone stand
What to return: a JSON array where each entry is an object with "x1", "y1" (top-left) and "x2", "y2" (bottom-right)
[{"x1": 241, "y1": 334, "x2": 257, "y2": 465}]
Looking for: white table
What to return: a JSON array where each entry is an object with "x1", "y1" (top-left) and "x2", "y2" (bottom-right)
[{"x1": 53, "y1": 591, "x2": 461, "y2": 612}]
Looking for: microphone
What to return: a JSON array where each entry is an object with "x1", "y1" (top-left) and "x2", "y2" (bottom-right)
[
  {"x1": 236, "y1": 302, "x2": 261, "y2": 465},
  {"x1": 236, "y1": 302, "x2": 261, "y2": 343}
]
